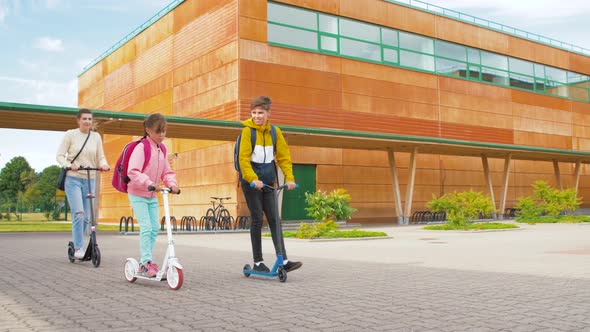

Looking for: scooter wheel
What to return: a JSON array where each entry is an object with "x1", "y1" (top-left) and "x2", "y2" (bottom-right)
[
  {"x1": 124, "y1": 259, "x2": 138, "y2": 283},
  {"x1": 67, "y1": 242, "x2": 75, "y2": 263},
  {"x1": 278, "y1": 267, "x2": 287, "y2": 282},
  {"x1": 91, "y1": 246, "x2": 101, "y2": 268},
  {"x1": 166, "y1": 266, "x2": 184, "y2": 290},
  {"x1": 243, "y1": 264, "x2": 251, "y2": 277}
]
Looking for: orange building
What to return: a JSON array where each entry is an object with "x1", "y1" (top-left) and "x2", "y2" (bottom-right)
[{"x1": 77, "y1": 0, "x2": 590, "y2": 224}]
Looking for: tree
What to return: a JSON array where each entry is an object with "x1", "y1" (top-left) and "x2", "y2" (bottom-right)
[
  {"x1": 23, "y1": 165, "x2": 61, "y2": 212},
  {"x1": 0, "y1": 156, "x2": 36, "y2": 216}
]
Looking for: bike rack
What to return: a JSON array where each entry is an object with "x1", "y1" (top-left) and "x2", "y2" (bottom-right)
[
  {"x1": 160, "y1": 215, "x2": 177, "y2": 231},
  {"x1": 235, "y1": 216, "x2": 251, "y2": 230},
  {"x1": 180, "y1": 216, "x2": 197, "y2": 231},
  {"x1": 119, "y1": 216, "x2": 135, "y2": 233}
]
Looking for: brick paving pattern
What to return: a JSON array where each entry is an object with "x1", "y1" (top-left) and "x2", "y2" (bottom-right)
[{"x1": 0, "y1": 225, "x2": 589, "y2": 331}]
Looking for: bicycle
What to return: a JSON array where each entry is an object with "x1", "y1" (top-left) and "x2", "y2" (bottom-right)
[{"x1": 202, "y1": 196, "x2": 234, "y2": 230}]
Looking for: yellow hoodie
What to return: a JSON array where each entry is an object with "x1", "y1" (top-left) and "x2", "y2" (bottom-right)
[{"x1": 238, "y1": 118, "x2": 295, "y2": 184}]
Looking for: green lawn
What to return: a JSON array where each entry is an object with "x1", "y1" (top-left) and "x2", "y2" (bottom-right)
[
  {"x1": 423, "y1": 222, "x2": 519, "y2": 231},
  {"x1": 0, "y1": 221, "x2": 123, "y2": 232},
  {"x1": 516, "y1": 215, "x2": 590, "y2": 224}
]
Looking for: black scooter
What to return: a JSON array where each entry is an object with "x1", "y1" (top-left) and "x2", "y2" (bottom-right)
[{"x1": 66, "y1": 166, "x2": 103, "y2": 268}]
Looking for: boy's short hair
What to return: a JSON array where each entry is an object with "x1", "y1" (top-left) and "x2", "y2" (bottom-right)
[{"x1": 250, "y1": 96, "x2": 271, "y2": 111}]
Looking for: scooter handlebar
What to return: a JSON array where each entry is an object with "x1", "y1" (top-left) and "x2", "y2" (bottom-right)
[
  {"x1": 64, "y1": 166, "x2": 108, "y2": 171},
  {"x1": 250, "y1": 182, "x2": 298, "y2": 190},
  {"x1": 148, "y1": 186, "x2": 181, "y2": 194}
]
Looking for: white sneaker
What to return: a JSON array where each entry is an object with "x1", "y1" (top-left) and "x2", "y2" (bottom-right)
[{"x1": 74, "y1": 248, "x2": 85, "y2": 259}]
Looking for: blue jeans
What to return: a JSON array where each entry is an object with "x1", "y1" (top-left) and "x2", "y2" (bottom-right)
[
  {"x1": 128, "y1": 194, "x2": 160, "y2": 265},
  {"x1": 64, "y1": 176, "x2": 95, "y2": 249}
]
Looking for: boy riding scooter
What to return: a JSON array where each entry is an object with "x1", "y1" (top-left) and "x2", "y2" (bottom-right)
[{"x1": 237, "y1": 96, "x2": 302, "y2": 275}]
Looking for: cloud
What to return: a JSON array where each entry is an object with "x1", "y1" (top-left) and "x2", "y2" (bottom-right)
[
  {"x1": 0, "y1": 76, "x2": 77, "y2": 107},
  {"x1": 35, "y1": 36, "x2": 64, "y2": 52},
  {"x1": 0, "y1": 6, "x2": 6, "y2": 23}
]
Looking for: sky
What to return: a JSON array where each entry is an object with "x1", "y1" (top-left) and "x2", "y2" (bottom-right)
[{"x1": 1, "y1": 0, "x2": 590, "y2": 173}]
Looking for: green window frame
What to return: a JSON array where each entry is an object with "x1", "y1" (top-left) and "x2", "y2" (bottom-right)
[{"x1": 267, "y1": 1, "x2": 590, "y2": 103}]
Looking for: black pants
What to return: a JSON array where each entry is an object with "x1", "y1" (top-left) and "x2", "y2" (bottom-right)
[{"x1": 241, "y1": 181, "x2": 287, "y2": 262}]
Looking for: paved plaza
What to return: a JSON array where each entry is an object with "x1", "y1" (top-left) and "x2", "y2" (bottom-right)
[{"x1": 0, "y1": 222, "x2": 589, "y2": 331}]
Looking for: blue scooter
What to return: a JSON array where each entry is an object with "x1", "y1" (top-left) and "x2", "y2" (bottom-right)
[{"x1": 242, "y1": 182, "x2": 296, "y2": 282}]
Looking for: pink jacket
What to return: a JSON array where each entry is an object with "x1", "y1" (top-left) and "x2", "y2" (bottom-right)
[{"x1": 127, "y1": 138, "x2": 177, "y2": 198}]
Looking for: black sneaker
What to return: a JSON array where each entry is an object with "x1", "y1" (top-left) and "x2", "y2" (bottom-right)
[
  {"x1": 283, "y1": 260, "x2": 302, "y2": 272},
  {"x1": 253, "y1": 262, "x2": 270, "y2": 273}
]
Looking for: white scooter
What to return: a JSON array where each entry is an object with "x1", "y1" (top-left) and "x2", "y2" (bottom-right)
[{"x1": 124, "y1": 186, "x2": 184, "y2": 290}]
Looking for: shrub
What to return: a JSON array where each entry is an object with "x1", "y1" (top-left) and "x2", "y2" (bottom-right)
[
  {"x1": 516, "y1": 180, "x2": 581, "y2": 221},
  {"x1": 304, "y1": 188, "x2": 357, "y2": 222},
  {"x1": 427, "y1": 190, "x2": 494, "y2": 226}
]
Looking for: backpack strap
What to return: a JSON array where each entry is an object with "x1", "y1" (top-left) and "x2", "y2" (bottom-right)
[
  {"x1": 249, "y1": 128, "x2": 256, "y2": 153},
  {"x1": 270, "y1": 125, "x2": 277, "y2": 152},
  {"x1": 140, "y1": 138, "x2": 151, "y2": 172}
]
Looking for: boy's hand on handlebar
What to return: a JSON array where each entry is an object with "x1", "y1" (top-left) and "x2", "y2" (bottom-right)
[
  {"x1": 170, "y1": 186, "x2": 180, "y2": 194},
  {"x1": 252, "y1": 180, "x2": 263, "y2": 190},
  {"x1": 69, "y1": 164, "x2": 79, "y2": 171},
  {"x1": 100, "y1": 165, "x2": 111, "y2": 172},
  {"x1": 286, "y1": 181, "x2": 296, "y2": 190}
]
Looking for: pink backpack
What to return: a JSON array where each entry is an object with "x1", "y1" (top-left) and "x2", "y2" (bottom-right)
[{"x1": 112, "y1": 138, "x2": 167, "y2": 193}]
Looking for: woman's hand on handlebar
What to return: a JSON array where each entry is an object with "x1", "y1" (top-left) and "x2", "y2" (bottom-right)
[{"x1": 286, "y1": 181, "x2": 296, "y2": 190}]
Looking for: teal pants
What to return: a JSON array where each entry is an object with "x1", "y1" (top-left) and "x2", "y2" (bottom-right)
[{"x1": 128, "y1": 194, "x2": 160, "y2": 265}]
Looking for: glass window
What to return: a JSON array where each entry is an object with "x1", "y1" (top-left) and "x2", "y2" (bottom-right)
[
  {"x1": 509, "y1": 58, "x2": 534, "y2": 76},
  {"x1": 435, "y1": 40, "x2": 466, "y2": 61},
  {"x1": 545, "y1": 66, "x2": 567, "y2": 83},
  {"x1": 436, "y1": 58, "x2": 467, "y2": 77},
  {"x1": 468, "y1": 66, "x2": 481, "y2": 80},
  {"x1": 382, "y1": 28, "x2": 398, "y2": 47},
  {"x1": 534, "y1": 63, "x2": 545, "y2": 78},
  {"x1": 567, "y1": 71, "x2": 588, "y2": 84},
  {"x1": 268, "y1": 24, "x2": 318, "y2": 51},
  {"x1": 383, "y1": 48, "x2": 398, "y2": 64},
  {"x1": 268, "y1": 2, "x2": 317, "y2": 30},
  {"x1": 340, "y1": 38, "x2": 381, "y2": 62},
  {"x1": 400, "y1": 50, "x2": 434, "y2": 71},
  {"x1": 339, "y1": 18, "x2": 380, "y2": 43},
  {"x1": 319, "y1": 14, "x2": 338, "y2": 34},
  {"x1": 320, "y1": 35, "x2": 338, "y2": 52},
  {"x1": 481, "y1": 51, "x2": 507, "y2": 70},
  {"x1": 481, "y1": 67, "x2": 509, "y2": 85},
  {"x1": 399, "y1": 32, "x2": 433, "y2": 54},
  {"x1": 467, "y1": 48, "x2": 480, "y2": 64},
  {"x1": 535, "y1": 79, "x2": 546, "y2": 92},
  {"x1": 509, "y1": 73, "x2": 535, "y2": 91}
]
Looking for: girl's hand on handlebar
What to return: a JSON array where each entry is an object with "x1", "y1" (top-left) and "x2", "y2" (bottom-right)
[
  {"x1": 100, "y1": 165, "x2": 111, "y2": 172},
  {"x1": 170, "y1": 186, "x2": 180, "y2": 194},
  {"x1": 70, "y1": 164, "x2": 79, "y2": 171},
  {"x1": 286, "y1": 181, "x2": 296, "y2": 190}
]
